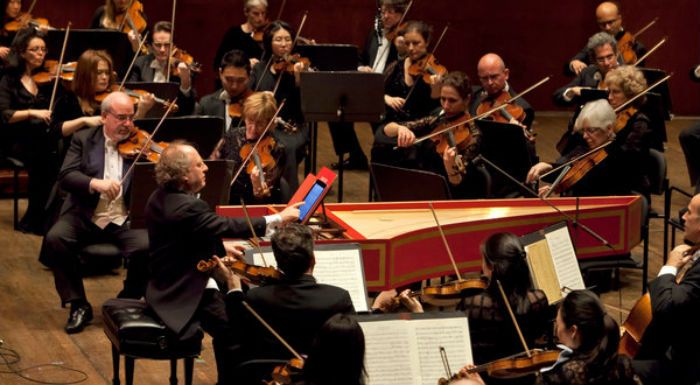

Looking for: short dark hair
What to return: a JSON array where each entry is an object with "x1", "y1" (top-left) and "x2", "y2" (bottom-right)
[
  {"x1": 482, "y1": 232, "x2": 532, "y2": 301},
  {"x1": 271, "y1": 223, "x2": 314, "y2": 279},
  {"x1": 8, "y1": 27, "x2": 46, "y2": 73},
  {"x1": 401, "y1": 20, "x2": 432, "y2": 44},
  {"x1": 304, "y1": 314, "x2": 366, "y2": 385},
  {"x1": 441, "y1": 71, "x2": 472, "y2": 101},
  {"x1": 220, "y1": 49, "x2": 251, "y2": 74},
  {"x1": 153, "y1": 21, "x2": 172, "y2": 34}
]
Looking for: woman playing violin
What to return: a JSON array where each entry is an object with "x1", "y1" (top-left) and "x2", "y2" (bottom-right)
[
  {"x1": 90, "y1": 0, "x2": 147, "y2": 53},
  {"x1": 214, "y1": 0, "x2": 267, "y2": 71},
  {"x1": 249, "y1": 20, "x2": 308, "y2": 192},
  {"x1": 381, "y1": 20, "x2": 440, "y2": 123},
  {"x1": 0, "y1": 27, "x2": 56, "y2": 234},
  {"x1": 538, "y1": 289, "x2": 641, "y2": 385},
  {"x1": 375, "y1": 71, "x2": 484, "y2": 198},
  {"x1": 0, "y1": 0, "x2": 21, "y2": 69},
  {"x1": 219, "y1": 91, "x2": 288, "y2": 204},
  {"x1": 358, "y1": 0, "x2": 409, "y2": 74},
  {"x1": 128, "y1": 21, "x2": 195, "y2": 115}
]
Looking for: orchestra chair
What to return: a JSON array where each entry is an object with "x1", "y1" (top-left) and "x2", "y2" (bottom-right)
[
  {"x1": 664, "y1": 143, "x2": 695, "y2": 262},
  {"x1": 102, "y1": 298, "x2": 202, "y2": 385},
  {"x1": 234, "y1": 359, "x2": 288, "y2": 384},
  {"x1": 477, "y1": 119, "x2": 533, "y2": 197},
  {"x1": 1, "y1": 155, "x2": 26, "y2": 230},
  {"x1": 370, "y1": 163, "x2": 452, "y2": 201}
]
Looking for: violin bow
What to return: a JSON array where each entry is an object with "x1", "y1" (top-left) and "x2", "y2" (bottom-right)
[
  {"x1": 371, "y1": 0, "x2": 414, "y2": 73},
  {"x1": 166, "y1": 0, "x2": 177, "y2": 83},
  {"x1": 240, "y1": 197, "x2": 269, "y2": 267},
  {"x1": 428, "y1": 202, "x2": 463, "y2": 281},
  {"x1": 403, "y1": 23, "x2": 449, "y2": 105},
  {"x1": 496, "y1": 280, "x2": 532, "y2": 357},
  {"x1": 119, "y1": 31, "x2": 149, "y2": 90},
  {"x1": 275, "y1": 0, "x2": 287, "y2": 21},
  {"x1": 411, "y1": 76, "x2": 550, "y2": 146},
  {"x1": 119, "y1": 97, "x2": 178, "y2": 185},
  {"x1": 26, "y1": 0, "x2": 38, "y2": 15},
  {"x1": 633, "y1": 17, "x2": 659, "y2": 40},
  {"x1": 242, "y1": 301, "x2": 304, "y2": 361},
  {"x1": 633, "y1": 37, "x2": 667, "y2": 66},
  {"x1": 49, "y1": 22, "x2": 71, "y2": 112},
  {"x1": 613, "y1": 73, "x2": 672, "y2": 113},
  {"x1": 538, "y1": 140, "x2": 613, "y2": 180},
  {"x1": 229, "y1": 99, "x2": 286, "y2": 188}
]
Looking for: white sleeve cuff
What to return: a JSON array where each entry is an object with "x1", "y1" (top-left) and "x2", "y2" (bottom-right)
[
  {"x1": 205, "y1": 277, "x2": 220, "y2": 290},
  {"x1": 658, "y1": 265, "x2": 678, "y2": 277},
  {"x1": 563, "y1": 88, "x2": 575, "y2": 102},
  {"x1": 226, "y1": 287, "x2": 244, "y2": 295},
  {"x1": 264, "y1": 214, "x2": 283, "y2": 237}
]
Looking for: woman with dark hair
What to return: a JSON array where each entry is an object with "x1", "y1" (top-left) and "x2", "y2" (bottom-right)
[
  {"x1": 0, "y1": 0, "x2": 21, "y2": 62},
  {"x1": 297, "y1": 313, "x2": 367, "y2": 385},
  {"x1": 538, "y1": 289, "x2": 640, "y2": 385},
  {"x1": 248, "y1": 20, "x2": 308, "y2": 192},
  {"x1": 0, "y1": 27, "x2": 56, "y2": 233}
]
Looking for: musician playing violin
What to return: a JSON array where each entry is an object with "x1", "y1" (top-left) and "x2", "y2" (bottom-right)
[
  {"x1": 214, "y1": 0, "x2": 267, "y2": 71},
  {"x1": 215, "y1": 223, "x2": 354, "y2": 370},
  {"x1": 128, "y1": 21, "x2": 195, "y2": 116},
  {"x1": 90, "y1": 0, "x2": 147, "y2": 53},
  {"x1": 630, "y1": 193, "x2": 700, "y2": 385},
  {"x1": 536, "y1": 290, "x2": 640, "y2": 385},
  {"x1": 219, "y1": 91, "x2": 289, "y2": 204},
  {"x1": 145, "y1": 142, "x2": 301, "y2": 385},
  {"x1": 376, "y1": 71, "x2": 483, "y2": 198},
  {"x1": 567, "y1": 2, "x2": 646, "y2": 76}
]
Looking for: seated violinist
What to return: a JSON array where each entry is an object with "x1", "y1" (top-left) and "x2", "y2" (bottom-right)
[
  {"x1": 567, "y1": 2, "x2": 645, "y2": 76},
  {"x1": 213, "y1": 0, "x2": 267, "y2": 71},
  {"x1": 214, "y1": 223, "x2": 355, "y2": 365},
  {"x1": 537, "y1": 289, "x2": 640, "y2": 385},
  {"x1": 196, "y1": 49, "x2": 252, "y2": 134},
  {"x1": 90, "y1": 0, "x2": 146, "y2": 53},
  {"x1": 44, "y1": 92, "x2": 149, "y2": 334},
  {"x1": 127, "y1": 21, "x2": 195, "y2": 115},
  {"x1": 374, "y1": 71, "x2": 484, "y2": 198},
  {"x1": 219, "y1": 91, "x2": 290, "y2": 204}
]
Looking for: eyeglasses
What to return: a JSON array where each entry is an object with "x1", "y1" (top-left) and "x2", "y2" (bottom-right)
[
  {"x1": 108, "y1": 112, "x2": 135, "y2": 122},
  {"x1": 26, "y1": 46, "x2": 47, "y2": 53}
]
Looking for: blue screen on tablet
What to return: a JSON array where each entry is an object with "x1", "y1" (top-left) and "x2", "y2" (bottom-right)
[{"x1": 298, "y1": 182, "x2": 326, "y2": 222}]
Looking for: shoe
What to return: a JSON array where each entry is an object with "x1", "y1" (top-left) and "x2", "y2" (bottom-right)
[
  {"x1": 330, "y1": 158, "x2": 369, "y2": 171},
  {"x1": 65, "y1": 303, "x2": 93, "y2": 334}
]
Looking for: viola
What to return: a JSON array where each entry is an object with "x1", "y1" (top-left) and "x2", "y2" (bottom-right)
[
  {"x1": 407, "y1": 54, "x2": 447, "y2": 84},
  {"x1": 196, "y1": 257, "x2": 281, "y2": 285},
  {"x1": 115, "y1": 0, "x2": 147, "y2": 35},
  {"x1": 614, "y1": 106, "x2": 637, "y2": 133},
  {"x1": 95, "y1": 85, "x2": 179, "y2": 112},
  {"x1": 117, "y1": 127, "x2": 168, "y2": 163},
  {"x1": 170, "y1": 46, "x2": 202, "y2": 76},
  {"x1": 554, "y1": 147, "x2": 608, "y2": 194},
  {"x1": 32, "y1": 60, "x2": 76, "y2": 84},
  {"x1": 239, "y1": 135, "x2": 277, "y2": 197},
  {"x1": 466, "y1": 349, "x2": 561, "y2": 379},
  {"x1": 3, "y1": 13, "x2": 50, "y2": 32},
  {"x1": 271, "y1": 54, "x2": 311, "y2": 74},
  {"x1": 476, "y1": 90, "x2": 527, "y2": 125}
]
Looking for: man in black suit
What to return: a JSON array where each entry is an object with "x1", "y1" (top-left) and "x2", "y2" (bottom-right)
[
  {"x1": 145, "y1": 142, "x2": 300, "y2": 385},
  {"x1": 44, "y1": 92, "x2": 149, "y2": 334},
  {"x1": 633, "y1": 193, "x2": 700, "y2": 385},
  {"x1": 127, "y1": 21, "x2": 195, "y2": 115},
  {"x1": 215, "y1": 223, "x2": 354, "y2": 364}
]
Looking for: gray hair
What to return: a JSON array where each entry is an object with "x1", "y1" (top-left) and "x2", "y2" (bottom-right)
[
  {"x1": 155, "y1": 142, "x2": 192, "y2": 190},
  {"x1": 587, "y1": 32, "x2": 617, "y2": 58},
  {"x1": 100, "y1": 91, "x2": 130, "y2": 114},
  {"x1": 244, "y1": 0, "x2": 267, "y2": 11},
  {"x1": 574, "y1": 99, "x2": 616, "y2": 132}
]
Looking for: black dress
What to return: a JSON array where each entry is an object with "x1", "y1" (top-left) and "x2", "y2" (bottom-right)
[
  {"x1": 537, "y1": 352, "x2": 640, "y2": 385},
  {"x1": 382, "y1": 57, "x2": 439, "y2": 123},
  {"x1": 213, "y1": 25, "x2": 263, "y2": 69},
  {"x1": 50, "y1": 92, "x2": 100, "y2": 162}
]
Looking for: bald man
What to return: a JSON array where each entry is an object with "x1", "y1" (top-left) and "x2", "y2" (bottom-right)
[{"x1": 567, "y1": 1, "x2": 646, "y2": 75}]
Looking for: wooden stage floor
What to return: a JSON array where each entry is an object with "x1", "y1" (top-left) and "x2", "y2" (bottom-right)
[{"x1": 0, "y1": 114, "x2": 697, "y2": 384}]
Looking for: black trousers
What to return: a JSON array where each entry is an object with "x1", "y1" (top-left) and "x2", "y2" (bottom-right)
[
  {"x1": 328, "y1": 121, "x2": 369, "y2": 162},
  {"x1": 44, "y1": 213, "x2": 148, "y2": 305}
]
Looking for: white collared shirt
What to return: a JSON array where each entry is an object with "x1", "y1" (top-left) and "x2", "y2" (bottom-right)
[
  {"x1": 92, "y1": 133, "x2": 127, "y2": 228},
  {"x1": 149, "y1": 58, "x2": 191, "y2": 95}
]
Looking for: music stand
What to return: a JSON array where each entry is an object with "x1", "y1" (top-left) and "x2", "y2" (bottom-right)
[
  {"x1": 641, "y1": 91, "x2": 668, "y2": 150},
  {"x1": 129, "y1": 160, "x2": 232, "y2": 229},
  {"x1": 300, "y1": 71, "x2": 384, "y2": 202},
  {"x1": 45, "y1": 30, "x2": 132, "y2": 77},
  {"x1": 295, "y1": 44, "x2": 359, "y2": 71},
  {"x1": 370, "y1": 163, "x2": 452, "y2": 201},
  {"x1": 579, "y1": 88, "x2": 609, "y2": 103},
  {"x1": 134, "y1": 116, "x2": 224, "y2": 157},
  {"x1": 476, "y1": 119, "x2": 533, "y2": 197},
  {"x1": 123, "y1": 82, "x2": 180, "y2": 118},
  {"x1": 638, "y1": 68, "x2": 672, "y2": 119}
]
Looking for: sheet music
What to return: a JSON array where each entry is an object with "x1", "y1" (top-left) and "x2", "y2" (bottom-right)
[
  {"x1": 251, "y1": 246, "x2": 369, "y2": 312},
  {"x1": 359, "y1": 316, "x2": 472, "y2": 385},
  {"x1": 545, "y1": 226, "x2": 585, "y2": 293}
]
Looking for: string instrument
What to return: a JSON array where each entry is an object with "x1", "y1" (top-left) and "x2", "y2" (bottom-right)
[
  {"x1": 269, "y1": 357, "x2": 304, "y2": 385},
  {"x1": 95, "y1": 85, "x2": 179, "y2": 112},
  {"x1": 169, "y1": 47, "x2": 202, "y2": 76},
  {"x1": 272, "y1": 53, "x2": 311, "y2": 74},
  {"x1": 239, "y1": 134, "x2": 277, "y2": 197},
  {"x1": 407, "y1": 53, "x2": 447, "y2": 84},
  {"x1": 117, "y1": 127, "x2": 169, "y2": 163},
  {"x1": 116, "y1": 0, "x2": 147, "y2": 36},
  {"x1": 196, "y1": 257, "x2": 281, "y2": 285},
  {"x1": 618, "y1": 18, "x2": 659, "y2": 65},
  {"x1": 614, "y1": 106, "x2": 637, "y2": 133},
  {"x1": 465, "y1": 349, "x2": 561, "y2": 379},
  {"x1": 3, "y1": 13, "x2": 50, "y2": 32},
  {"x1": 618, "y1": 244, "x2": 700, "y2": 357},
  {"x1": 476, "y1": 90, "x2": 526, "y2": 125},
  {"x1": 429, "y1": 112, "x2": 473, "y2": 173},
  {"x1": 553, "y1": 147, "x2": 608, "y2": 193},
  {"x1": 32, "y1": 60, "x2": 76, "y2": 84},
  {"x1": 228, "y1": 89, "x2": 253, "y2": 119},
  {"x1": 385, "y1": 22, "x2": 407, "y2": 43}
]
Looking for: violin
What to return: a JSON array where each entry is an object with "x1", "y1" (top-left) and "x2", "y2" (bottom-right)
[
  {"x1": 554, "y1": 147, "x2": 608, "y2": 194},
  {"x1": 267, "y1": 357, "x2": 304, "y2": 385},
  {"x1": 196, "y1": 257, "x2": 281, "y2": 285},
  {"x1": 271, "y1": 54, "x2": 311, "y2": 74},
  {"x1": 117, "y1": 127, "x2": 168, "y2": 163},
  {"x1": 115, "y1": 0, "x2": 147, "y2": 35},
  {"x1": 239, "y1": 135, "x2": 277, "y2": 198},
  {"x1": 228, "y1": 89, "x2": 253, "y2": 119},
  {"x1": 428, "y1": 112, "x2": 473, "y2": 173},
  {"x1": 465, "y1": 349, "x2": 561, "y2": 379},
  {"x1": 32, "y1": 60, "x2": 76, "y2": 84},
  {"x1": 3, "y1": 13, "x2": 50, "y2": 32},
  {"x1": 407, "y1": 54, "x2": 447, "y2": 84},
  {"x1": 614, "y1": 106, "x2": 637, "y2": 133},
  {"x1": 95, "y1": 85, "x2": 179, "y2": 112},
  {"x1": 476, "y1": 90, "x2": 527, "y2": 125},
  {"x1": 616, "y1": 32, "x2": 637, "y2": 65},
  {"x1": 385, "y1": 22, "x2": 407, "y2": 43},
  {"x1": 170, "y1": 46, "x2": 202, "y2": 76}
]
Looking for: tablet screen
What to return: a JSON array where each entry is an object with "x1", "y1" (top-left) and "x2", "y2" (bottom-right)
[{"x1": 299, "y1": 182, "x2": 326, "y2": 222}]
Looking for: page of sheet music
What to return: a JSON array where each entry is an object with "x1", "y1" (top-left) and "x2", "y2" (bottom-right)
[
  {"x1": 360, "y1": 320, "x2": 422, "y2": 385},
  {"x1": 252, "y1": 248, "x2": 369, "y2": 312},
  {"x1": 412, "y1": 318, "x2": 472, "y2": 385},
  {"x1": 545, "y1": 226, "x2": 585, "y2": 293}
]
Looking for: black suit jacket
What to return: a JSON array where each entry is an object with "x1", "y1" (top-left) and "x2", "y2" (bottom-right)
[
  {"x1": 144, "y1": 186, "x2": 266, "y2": 334},
  {"x1": 58, "y1": 126, "x2": 133, "y2": 219},
  {"x1": 128, "y1": 54, "x2": 195, "y2": 115},
  {"x1": 225, "y1": 274, "x2": 354, "y2": 360},
  {"x1": 359, "y1": 27, "x2": 398, "y2": 68},
  {"x1": 552, "y1": 65, "x2": 604, "y2": 107},
  {"x1": 195, "y1": 90, "x2": 226, "y2": 118}
]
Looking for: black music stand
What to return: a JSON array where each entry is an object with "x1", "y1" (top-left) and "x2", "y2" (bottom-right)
[
  {"x1": 129, "y1": 160, "x2": 232, "y2": 229},
  {"x1": 295, "y1": 44, "x2": 359, "y2": 71},
  {"x1": 123, "y1": 82, "x2": 180, "y2": 118},
  {"x1": 642, "y1": 91, "x2": 668, "y2": 150},
  {"x1": 476, "y1": 119, "x2": 533, "y2": 197},
  {"x1": 638, "y1": 68, "x2": 672, "y2": 119},
  {"x1": 370, "y1": 163, "x2": 451, "y2": 201},
  {"x1": 300, "y1": 71, "x2": 384, "y2": 202},
  {"x1": 134, "y1": 116, "x2": 224, "y2": 158},
  {"x1": 579, "y1": 88, "x2": 609, "y2": 103},
  {"x1": 45, "y1": 30, "x2": 132, "y2": 77}
]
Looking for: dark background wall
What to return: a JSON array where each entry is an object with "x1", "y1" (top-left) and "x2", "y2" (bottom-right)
[{"x1": 34, "y1": 0, "x2": 700, "y2": 114}]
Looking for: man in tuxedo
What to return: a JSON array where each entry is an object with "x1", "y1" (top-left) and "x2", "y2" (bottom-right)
[
  {"x1": 634, "y1": 193, "x2": 700, "y2": 385},
  {"x1": 128, "y1": 21, "x2": 195, "y2": 115},
  {"x1": 216, "y1": 223, "x2": 355, "y2": 364},
  {"x1": 44, "y1": 92, "x2": 149, "y2": 334},
  {"x1": 144, "y1": 142, "x2": 300, "y2": 385}
]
